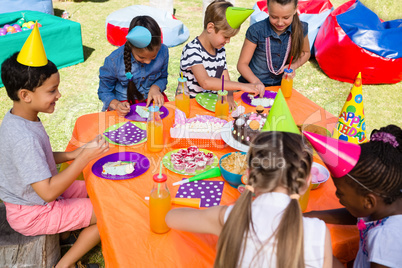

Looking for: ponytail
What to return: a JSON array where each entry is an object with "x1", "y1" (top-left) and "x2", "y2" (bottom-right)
[
  {"x1": 214, "y1": 190, "x2": 254, "y2": 268},
  {"x1": 123, "y1": 43, "x2": 144, "y2": 104},
  {"x1": 289, "y1": 11, "x2": 304, "y2": 63}
]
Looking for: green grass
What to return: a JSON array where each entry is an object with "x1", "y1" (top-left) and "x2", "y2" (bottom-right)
[{"x1": 1, "y1": 0, "x2": 401, "y2": 266}]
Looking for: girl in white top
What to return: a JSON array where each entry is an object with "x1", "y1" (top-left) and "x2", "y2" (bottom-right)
[{"x1": 166, "y1": 131, "x2": 333, "y2": 268}]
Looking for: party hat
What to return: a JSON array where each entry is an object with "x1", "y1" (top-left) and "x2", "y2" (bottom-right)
[
  {"x1": 126, "y1": 26, "x2": 152, "y2": 48},
  {"x1": 261, "y1": 89, "x2": 300, "y2": 134},
  {"x1": 17, "y1": 22, "x2": 48, "y2": 67},
  {"x1": 332, "y1": 72, "x2": 367, "y2": 144},
  {"x1": 226, "y1": 7, "x2": 254, "y2": 29},
  {"x1": 303, "y1": 131, "x2": 361, "y2": 178}
]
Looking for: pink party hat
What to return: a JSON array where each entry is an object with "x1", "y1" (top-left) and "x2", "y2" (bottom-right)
[{"x1": 303, "y1": 131, "x2": 361, "y2": 178}]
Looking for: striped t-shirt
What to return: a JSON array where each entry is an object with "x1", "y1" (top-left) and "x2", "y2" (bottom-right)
[{"x1": 180, "y1": 37, "x2": 227, "y2": 98}]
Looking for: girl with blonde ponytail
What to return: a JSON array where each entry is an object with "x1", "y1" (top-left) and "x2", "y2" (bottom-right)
[{"x1": 166, "y1": 132, "x2": 333, "y2": 267}]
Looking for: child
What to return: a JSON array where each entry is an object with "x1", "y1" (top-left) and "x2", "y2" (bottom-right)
[
  {"x1": 180, "y1": 0, "x2": 264, "y2": 110},
  {"x1": 166, "y1": 132, "x2": 333, "y2": 267},
  {"x1": 98, "y1": 15, "x2": 169, "y2": 116},
  {"x1": 0, "y1": 51, "x2": 109, "y2": 268},
  {"x1": 237, "y1": 0, "x2": 310, "y2": 87},
  {"x1": 305, "y1": 125, "x2": 402, "y2": 268}
]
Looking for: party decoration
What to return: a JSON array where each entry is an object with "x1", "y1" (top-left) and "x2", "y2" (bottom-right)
[
  {"x1": 126, "y1": 26, "x2": 152, "y2": 48},
  {"x1": 16, "y1": 22, "x2": 48, "y2": 67},
  {"x1": 303, "y1": 131, "x2": 361, "y2": 178},
  {"x1": 332, "y1": 72, "x2": 367, "y2": 144},
  {"x1": 225, "y1": 7, "x2": 254, "y2": 29},
  {"x1": 175, "y1": 180, "x2": 224, "y2": 207},
  {"x1": 261, "y1": 89, "x2": 300, "y2": 134}
]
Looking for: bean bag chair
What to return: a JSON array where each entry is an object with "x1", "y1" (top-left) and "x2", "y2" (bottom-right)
[
  {"x1": 315, "y1": 0, "x2": 402, "y2": 84},
  {"x1": 106, "y1": 5, "x2": 189, "y2": 48},
  {"x1": 0, "y1": 0, "x2": 53, "y2": 15},
  {"x1": 250, "y1": 0, "x2": 333, "y2": 53}
]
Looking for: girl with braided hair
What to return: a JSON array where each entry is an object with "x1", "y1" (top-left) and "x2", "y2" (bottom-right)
[
  {"x1": 166, "y1": 131, "x2": 333, "y2": 268},
  {"x1": 305, "y1": 124, "x2": 402, "y2": 268},
  {"x1": 98, "y1": 16, "x2": 169, "y2": 116}
]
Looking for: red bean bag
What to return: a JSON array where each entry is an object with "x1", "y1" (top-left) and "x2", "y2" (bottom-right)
[{"x1": 314, "y1": 0, "x2": 402, "y2": 84}]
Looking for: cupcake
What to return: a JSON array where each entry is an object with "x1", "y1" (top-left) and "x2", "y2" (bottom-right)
[
  {"x1": 174, "y1": 160, "x2": 186, "y2": 171},
  {"x1": 204, "y1": 153, "x2": 215, "y2": 165},
  {"x1": 256, "y1": 105, "x2": 264, "y2": 114},
  {"x1": 185, "y1": 163, "x2": 197, "y2": 173},
  {"x1": 196, "y1": 161, "x2": 206, "y2": 171}
]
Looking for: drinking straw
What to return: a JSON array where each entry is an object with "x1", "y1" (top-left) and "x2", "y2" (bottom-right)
[
  {"x1": 157, "y1": 162, "x2": 162, "y2": 195},
  {"x1": 288, "y1": 56, "x2": 293, "y2": 70},
  {"x1": 181, "y1": 72, "x2": 185, "y2": 91},
  {"x1": 221, "y1": 75, "x2": 224, "y2": 104}
]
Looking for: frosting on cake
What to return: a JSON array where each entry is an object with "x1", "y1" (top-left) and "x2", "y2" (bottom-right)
[
  {"x1": 102, "y1": 161, "x2": 136, "y2": 175},
  {"x1": 248, "y1": 94, "x2": 274, "y2": 107},
  {"x1": 135, "y1": 106, "x2": 150, "y2": 118},
  {"x1": 170, "y1": 146, "x2": 215, "y2": 173},
  {"x1": 232, "y1": 112, "x2": 267, "y2": 146}
]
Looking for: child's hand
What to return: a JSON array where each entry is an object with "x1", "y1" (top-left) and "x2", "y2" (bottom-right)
[
  {"x1": 115, "y1": 101, "x2": 131, "y2": 117},
  {"x1": 79, "y1": 135, "x2": 109, "y2": 162},
  {"x1": 280, "y1": 66, "x2": 296, "y2": 79},
  {"x1": 242, "y1": 83, "x2": 264, "y2": 98},
  {"x1": 254, "y1": 83, "x2": 265, "y2": 98},
  {"x1": 228, "y1": 94, "x2": 237, "y2": 111},
  {"x1": 146, "y1": 87, "x2": 164, "y2": 108}
]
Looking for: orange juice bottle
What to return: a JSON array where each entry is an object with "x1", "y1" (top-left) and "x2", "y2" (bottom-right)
[
  {"x1": 147, "y1": 106, "x2": 164, "y2": 153},
  {"x1": 175, "y1": 76, "x2": 190, "y2": 117},
  {"x1": 149, "y1": 173, "x2": 171, "y2": 233},
  {"x1": 281, "y1": 68, "x2": 293, "y2": 98},
  {"x1": 298, "y1": 180, "x2": 313, "y2": 212},
  {"x1": 215, "y1": 90, "x2": 229, "y2": 119}
]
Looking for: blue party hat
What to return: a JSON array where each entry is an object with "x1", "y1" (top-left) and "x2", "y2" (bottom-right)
[{"x1": 126, "y1": 26, "x2": 152, "y2": 48}]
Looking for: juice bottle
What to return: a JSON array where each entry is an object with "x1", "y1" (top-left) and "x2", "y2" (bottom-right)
[
  {"x1": 215, "y1": 90, "x2": 229, "y2": 119},
  {"x1": 147, "y1": 106, "x2": 164, "y2": 153},
  {"x1": 298, "y1": 180, "x2": 313, "y2": 212},
  {"x1": 175, "y1": 76, "x2": 190, "y2": 117},
  {"x1": 149, "y1": 173, "x2": 171, "y2": 233},
  {"x1": 281, "y1": 68, "x2": 293, "y2": 98}
]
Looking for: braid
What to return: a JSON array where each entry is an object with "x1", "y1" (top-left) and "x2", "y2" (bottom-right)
[
  {"x1": 124, "y1": 43, "x2": 144, "y2": 103},
  {"x1": 348, "y1": 125, "x2": 402, "y2": 204}
]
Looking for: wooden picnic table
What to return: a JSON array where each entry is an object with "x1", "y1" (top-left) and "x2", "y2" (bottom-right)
[{"x1": 66, "y1": 86, "x2": 359, "y2": 267}]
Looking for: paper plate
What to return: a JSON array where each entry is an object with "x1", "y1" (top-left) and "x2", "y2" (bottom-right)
[
  {"x1": 221, "y1": 121, "x2": 249, "y2": 152},
  {"x1": 241, "y1": 91, "x2": 277, "y2": 107},
  {"x1": 103, "y1": 121, "x2": 146, "y2": 146},
  {"x1": 92, "y1": 152, "x2": 150, "y2": 180},
  {"x1": 196, "y1": 92, "x2": 218, "y2": 112},
  {"x1": 162, "y1": 148, "x2": 219, "y2": 176},
  {"x1": 125, "y1": 103, "x2": 169, "y2": 122}
]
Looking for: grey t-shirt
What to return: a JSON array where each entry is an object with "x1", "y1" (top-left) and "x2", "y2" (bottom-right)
[{"x1": 0, "y1": 110, "x2": 58, "y2": 205}]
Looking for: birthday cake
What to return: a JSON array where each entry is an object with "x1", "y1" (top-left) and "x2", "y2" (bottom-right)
[
  {"x1": 170, "y1": 146, "x2": 215, "y2": 174},
  {"x1": 232, "y1": 108, "x2": 267, "y2": 146},
  {"x1": 102, "y1": 161, "x2": 136, "y2": 175}
]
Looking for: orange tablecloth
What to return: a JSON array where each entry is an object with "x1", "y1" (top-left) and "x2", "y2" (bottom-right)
[{"x1": 66, "y1": 87, "x2": 359, "y2": 267}]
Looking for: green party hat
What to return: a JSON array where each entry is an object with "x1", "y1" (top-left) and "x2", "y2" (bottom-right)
[
  {"x1": 226, "y1": 7, "x2": 254, "y2": 29},
  {"x1": 261, "y1": 89, "x2": 300, "y2": 134}
]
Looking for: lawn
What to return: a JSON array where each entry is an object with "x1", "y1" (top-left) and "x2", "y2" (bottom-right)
[{"x1": 0, "y1": 0, "x2": 401, "y2": 266}]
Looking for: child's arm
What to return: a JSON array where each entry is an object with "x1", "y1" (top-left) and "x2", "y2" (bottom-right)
[
  {"x1": 31, "y1": 135, "x2": 109, "y2": 202},
  {"x1": 323, "y1": 227, "x2": 335, "y2": 268},
  {"x1": 281, "y1": 35, "x2": 311, "y2": 78},
  {"x1": 98, "y1": 57, "x2": 122, "y2": 112},
  {"x1": 146, "y1": 46, "x2": 169, "y2": 108},
  {"x1": 191, "y1": 65, "x2": 263, "y2": 97},
  {"x1": 166, "y1": 205, "x2": 228, "y2": 236},
  {"x1": 304, "y1": 208, "x2": 357, "y2": 225},
  {"x1": 237, "y1": 39, "x2": 265, "y2": 89}
]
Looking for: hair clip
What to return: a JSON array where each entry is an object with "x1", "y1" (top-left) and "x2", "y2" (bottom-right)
[
  {"x1": 371, "y1": 132, "x2": 399, "y2": 148},
  {"x1": 125, "y1": 72, "x2": 133, "y2": 80}
]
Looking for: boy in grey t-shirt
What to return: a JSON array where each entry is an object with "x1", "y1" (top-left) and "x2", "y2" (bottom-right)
[{"x1": 0, "y1": 49, "x2": 109, "y2": 268}]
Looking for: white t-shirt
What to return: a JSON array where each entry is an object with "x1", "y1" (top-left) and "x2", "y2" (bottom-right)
[
  {"x1": 224, "y1": 192, "x2": 326, "y2": 268},
  {"x1": 180, "y1": 37, "x2": 227, "y2": 98},
  {"x1": 354, "y1": 215, "x2": 402, "y2": 268},
  {"x1": 0, "y1": 110, "x2": 58, "y2": 205}
]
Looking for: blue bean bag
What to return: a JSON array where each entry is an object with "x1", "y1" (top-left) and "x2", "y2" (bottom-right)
[
  {"x1": 106, "y1": 5, "x2": 189, "y2": 48},
  {"x1": 315, "y1": 0, "x2": 402, "y2": 84},
  {"x1": 250, "y1": 0, "x2": 333, "y2": 53}
]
